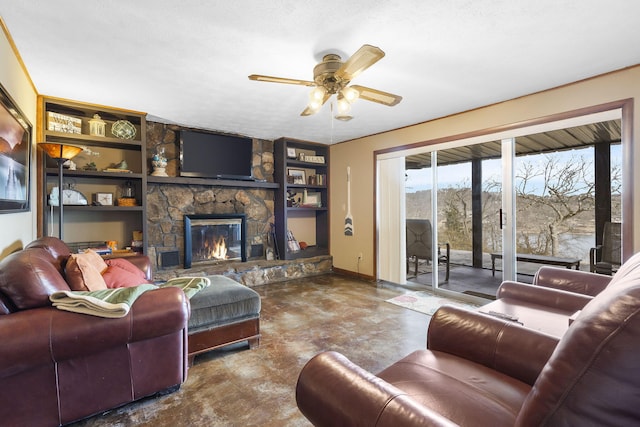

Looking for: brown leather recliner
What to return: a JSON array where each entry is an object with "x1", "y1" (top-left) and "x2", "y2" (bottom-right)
[
  {"x1": 481, "y1": 265, "x2": 615, "y2": 337},
  {"x1": 0, "y1": 237, "x2": 190, "y2": 427},
  {"x1": 530, "y1": 264, "x2": 613, "y2": 296},
  {"x1": 297, "y1": 251, "x2": 640, "y2": 426}
]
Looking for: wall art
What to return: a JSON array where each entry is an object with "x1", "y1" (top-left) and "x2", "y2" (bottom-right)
[{"x1": 0, "y1": 83, "x2": 31, "y2": 213}]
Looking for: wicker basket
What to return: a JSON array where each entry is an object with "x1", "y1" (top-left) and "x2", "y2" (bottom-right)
[{"x1": 117, "y1": 197, "x2": 137, "y2": 207}]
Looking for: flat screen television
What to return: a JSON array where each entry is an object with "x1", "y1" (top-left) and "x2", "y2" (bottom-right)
[{"x1": 179, "y1": 130, "x2": 253, "y2": 180}]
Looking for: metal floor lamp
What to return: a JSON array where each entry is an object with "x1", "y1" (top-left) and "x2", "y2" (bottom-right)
[{"x1": 38, "y1": 142, "x2": 83, "y2": 240}]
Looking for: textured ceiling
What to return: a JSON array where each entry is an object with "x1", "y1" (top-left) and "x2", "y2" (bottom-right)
[{"x1": 2, "y1": 1, "x2": 640, "y2": 144}]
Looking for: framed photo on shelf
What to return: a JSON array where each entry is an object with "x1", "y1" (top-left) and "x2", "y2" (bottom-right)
[
  {"x1": 287, "y1": 147, "x2": 296, "y2": 158},
  {"x1": 0, "y1": 82, "x2": 32, "y2": 213},
  {"x1": 47, "y1": 111, "x2": 81, "y2": 134},
  {"x1": 305, "y1": 155, "x2": 325, "y2": 164},
  {"x1": 304, "y1": 191, "x2": 322, "y2": 207},
  {"x1": 287, "y1": 168, "x2": 306, "y2": 185},
  {"x1": 93, "y1": 192, "x2": 114, "y2": 206}
]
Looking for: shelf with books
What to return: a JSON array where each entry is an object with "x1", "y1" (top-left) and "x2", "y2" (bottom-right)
[
  {"x1": 38, "y1": 96, "x2": 148, "y2": 253},
  {"x1": 274, "y1": 137, "x2": 329, "y2": 260}
]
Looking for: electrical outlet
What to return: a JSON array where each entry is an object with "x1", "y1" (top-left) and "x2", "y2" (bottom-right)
[{"x1": 358, "y1": 252, "x2": 363, "y2": 261}]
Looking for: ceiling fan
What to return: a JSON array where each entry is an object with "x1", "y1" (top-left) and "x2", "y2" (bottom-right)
[{"x1": 248, "y1": 44, "x2": 402, "y2": 120}]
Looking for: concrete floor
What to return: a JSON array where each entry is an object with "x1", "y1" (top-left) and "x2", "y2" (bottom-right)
[{"x1": 68, "y1": 274, "x2": 432, "y2": 426}]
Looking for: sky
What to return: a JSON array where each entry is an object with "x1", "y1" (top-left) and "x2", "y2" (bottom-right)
[{"x1": 406, "y1": 145, "x2": 621, "y2": 195}]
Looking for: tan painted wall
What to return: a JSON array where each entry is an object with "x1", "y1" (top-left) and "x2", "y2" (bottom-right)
[
  {"x1": 0, "y1": 19, "x2": 38, "y2": 259},
  {"x1": 330, "y1": 65, "x2": 640, "y2": 277}
]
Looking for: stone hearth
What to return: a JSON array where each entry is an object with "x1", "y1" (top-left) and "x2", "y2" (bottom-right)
[{"x1": 152, "y1": 255, "x2": 333, "y2": 287}]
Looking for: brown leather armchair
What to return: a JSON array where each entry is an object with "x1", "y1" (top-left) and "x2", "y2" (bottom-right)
[
  {"x1": 531, "y1": 264, "x2": 613, "y2": 296},
  {"x1": 477, "y1": 266, "x2": 614, "y2": 338},
  {"x1": 0, "y1": 237, "x2": 190, "y2": 426},
  {"x1": 297, "y1": 251, "x2": 640, "y2": 426}
]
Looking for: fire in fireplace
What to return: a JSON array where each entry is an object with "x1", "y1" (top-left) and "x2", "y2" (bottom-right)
[{"x1": 184, "y1": 214, "x2": 247, "y2": 268}]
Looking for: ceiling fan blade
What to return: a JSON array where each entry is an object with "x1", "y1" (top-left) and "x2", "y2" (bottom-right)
[
  {"x1": 300, "y1": 106, "x2": 316, "y2": 116},
  {"x1": 334, "y1": 45, "x2": 385, "y2": 81},
  {"x1": 350, "y1": 85, "x2": 402, "y2": 106},
  {"x1": 301, "y1": 91, "x2": 331, "y2": 116},
  {"x1": 248, "y1": 74, "x2": 316, "y2": 87}
]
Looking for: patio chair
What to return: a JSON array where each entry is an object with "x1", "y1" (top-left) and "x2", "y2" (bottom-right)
[
  {"x1": 406, "y1": 219, "x2": 450, "y2": 281},
  {"x1": 589, "y1": 221, "x2": 621, "y2": 275}
]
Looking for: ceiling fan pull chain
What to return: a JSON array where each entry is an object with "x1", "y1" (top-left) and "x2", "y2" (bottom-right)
[{"x1": 330, "y1": 102, "x2": 335, "y2": 144}]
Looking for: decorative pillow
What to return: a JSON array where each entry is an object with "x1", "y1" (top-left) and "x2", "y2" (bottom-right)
[
  {"x1": 102, "y1": 258, "x2": 152, "y2": 288},
  {"x1": 65, "y1": 250, "x2": 108, "y2": 292}
]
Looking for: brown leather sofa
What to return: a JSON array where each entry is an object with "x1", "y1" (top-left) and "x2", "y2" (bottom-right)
[
  {"x1": 0, "y1": 237, "x2": 190, "y2": 427},
  {"x1": 297, "y1": 251, "x2": 640, "y2": 426}
]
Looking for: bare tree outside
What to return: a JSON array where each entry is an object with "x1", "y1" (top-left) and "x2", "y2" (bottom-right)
[
  {"x1": 481, "y1": 179, "x2": 501, "y2": 254},
  {"x1": 406, "y1": 146, "x2": 621, "y2": 264},
  {"x1": 515, "y1": 153, "x2": 595, "y2": 255},
  {"x1": 441, "y1": 181, "x2": 472, "y2": 250}
]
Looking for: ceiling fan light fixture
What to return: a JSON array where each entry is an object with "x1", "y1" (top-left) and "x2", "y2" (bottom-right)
[
  {"x1": 336, "y1": 94, "x2": 352, "y2": 115},
  {"x1": 307, "y1": 99, "x2": 323, "y2": 113},
  {"x1": 310, "y1": 86, "x2": 326, "y2": 101},
  {"x1": 342, "y1": 86, "x2": 360, "y2": 102},
  {"x1": 308, "y1": 101, "x2": 322, "y2": 112}
]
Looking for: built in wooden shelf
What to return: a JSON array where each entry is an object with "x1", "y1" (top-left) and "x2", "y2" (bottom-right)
[
  {"x1": 45, "y1": 168, "x2": 144, "y2": 179},
  {"x1": 274, "y1": 138, "x2": 329, "y2": 260},
  {"x1": 147, "y1": 175, "x2": 279, "y2": 189}
]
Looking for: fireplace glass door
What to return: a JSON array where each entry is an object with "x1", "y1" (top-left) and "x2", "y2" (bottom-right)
[{"x1": 184, "y1": 214, "x2": 247, "y2": 268}]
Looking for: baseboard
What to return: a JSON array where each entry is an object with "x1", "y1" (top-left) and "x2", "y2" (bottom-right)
[{"x1": 332, "y1": 267, "x2": 375, "y2": 282}]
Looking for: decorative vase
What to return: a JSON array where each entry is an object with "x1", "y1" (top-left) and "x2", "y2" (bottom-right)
[{"x1": 151, "y1": 159, "x2": 168, "y2": 177}]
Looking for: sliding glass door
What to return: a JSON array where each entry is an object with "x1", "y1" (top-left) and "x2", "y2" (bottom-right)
[
  {"x1": 379, "y1": 110, "x2": 624, "y2": 300},
  {"x1": 404, "y1": 140, "x2": 506, "y2": 294},
  {"x1": 510, "y1": 129, "x2": 622, "y2": 280}
]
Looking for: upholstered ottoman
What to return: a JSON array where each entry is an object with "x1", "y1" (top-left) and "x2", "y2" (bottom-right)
[{"x1": 187, "y1": 275, "x2": 261, "y2": 363}]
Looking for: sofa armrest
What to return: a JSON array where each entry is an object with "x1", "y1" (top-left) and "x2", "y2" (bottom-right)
[
  {"x1": 427, "y1": 306, "x2": 558, "y2": 385},
  {"x1": 533, "y1": 266, "x2": 611, "y2": 296},
  {"x1": 296, "y1": 351, "x2": 457, "y2": 427},
  {"x1": 497, "y1": 281, "x2": 593, "y2": 312},
  {"x1": 54, "y1": 287, "x2": 188, "y2": 359},
  {"x1": 129, "y1": 286, "x2": 190, "y2": 341}
]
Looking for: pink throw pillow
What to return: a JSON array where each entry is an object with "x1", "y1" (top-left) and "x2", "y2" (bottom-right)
[
  {"x1": 65, "y1": 250, "x2": 108, "y2": 291},
  {"x1": 102, "y1": 258, "x2": 152, "y2": 288}
]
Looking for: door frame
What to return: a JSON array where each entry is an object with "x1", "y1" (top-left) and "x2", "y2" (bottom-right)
[{"x1": 374, "y1": 99, "x2": 633, "y2": 283}]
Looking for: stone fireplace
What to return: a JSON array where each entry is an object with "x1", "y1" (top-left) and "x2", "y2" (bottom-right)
[
  {"x1": 184, "y1": 214, "x2": 247, "y2": 268},
  {"x1": 145, "y1": 121, "x2": 333, "y2": 286}
]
